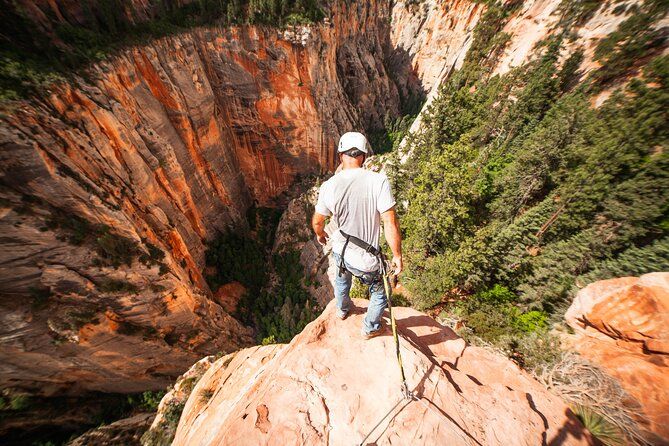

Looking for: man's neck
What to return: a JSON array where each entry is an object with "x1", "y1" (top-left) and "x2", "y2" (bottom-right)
[{"x1": 341, "y1": 159, "x2": 364, "y2": 170}]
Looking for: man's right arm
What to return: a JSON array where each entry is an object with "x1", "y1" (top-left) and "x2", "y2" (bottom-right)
[
  {"x1": 381, "y1": 207, "x2": 403, "y2": 275},
  {"x1": 312, "y1": 182, "x2": 332, "y2": 246},
  {"x1": 311, "y1": 212, "x2": 329, "y2": 246}
]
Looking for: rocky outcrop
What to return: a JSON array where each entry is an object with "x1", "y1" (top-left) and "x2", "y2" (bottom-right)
[
  {"x1": 493, "y1": 0, "x2": 648, "y2": 78},
  {"x1": 67, "y1": 413, "x2": 154, "y2": 446},
  {"x1": 272, "y1": 186, "x2": 335, "y2": 307},
  {"x1": 141, "y1": 354, "x2": 219, "y2": 446},
  {"x1": 390, "y1": 0, "x2": 485, "y2": 107},
  {"x1": 565, "y1": 272, "x2": 669, "y2": 442},
  {"x1": 168, "y1": 299, "x2": 592, "y2": 445}
]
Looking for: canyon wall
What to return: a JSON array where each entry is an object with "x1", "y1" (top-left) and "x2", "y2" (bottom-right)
[
  {"x1": 390, "y1": 0, "x2": 485, "y2": 106},
  {"x1": 0, "y1": 0, "x2": 404, "y2": 398}
]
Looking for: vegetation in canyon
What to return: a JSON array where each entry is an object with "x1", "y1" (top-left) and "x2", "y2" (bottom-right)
[
  {"x1": 0, "y1": 389, "x2": 165, "y2": 446},
  {"x1": 205, "y1": 206, "x2": 319, "y2": 344},
  {"x1": 391, "y1": 0, "x2": 667, "y2": 344}
]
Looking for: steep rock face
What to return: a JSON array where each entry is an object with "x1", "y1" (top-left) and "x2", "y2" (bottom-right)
[
  {"x1": 493, "y1": 0, "x2": 643, "y2": 77},
  {"x1": 389, "y1": 0, "x2": 485, "y2": 106},
  {"x1": 393, "y1": 0, "x2": 651, "y2": 154},
  {"x1": 272, "y1": 187, "x2": 335, "y2": 308},
  {"x1": 170, "y1": 299, "x2": 592, "y2": 445},
  {"x1": 141, "y1": 354, "x2": 221, "y2": 445},
  {"x1": 0, "y1": 0, "x2": 402, "y2": 396},
  {"x1": 565, "y1": 272, "x2": 669, "y2": 442},
  {"x1": 0, "y1": 233, "x2": 248, "y2": 397}
]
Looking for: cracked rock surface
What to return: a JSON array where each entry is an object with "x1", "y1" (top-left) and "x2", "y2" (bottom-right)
[
  {"x1": 565, "y1": 272, "x2": 669, "y2": 441},
  {"x1": 171, "y1": 299, "x2": 592, "y2": 445}
]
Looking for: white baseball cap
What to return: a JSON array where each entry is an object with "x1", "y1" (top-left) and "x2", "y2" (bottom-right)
[{"x1": 338, "y1": 131, "x2": 371, "y2": 154}]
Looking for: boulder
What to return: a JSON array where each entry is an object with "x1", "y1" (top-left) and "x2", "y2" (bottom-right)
[
  {"x1": 67, "y1": 413, "x2": 154, "y2": 446},
  {"x1": 170, "y1": 299, "x2": 591, "y2": 445},
  {"x1": 214, "y1": 282, "x2": 247, "y2": 314},
  {"x1": 565, "y1": 272, "x2": 669, "y2": 441}
]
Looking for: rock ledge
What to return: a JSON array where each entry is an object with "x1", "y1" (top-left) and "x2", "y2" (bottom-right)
[{"x1": 171, "y1": 299, "x2": 591, "y2": 445}]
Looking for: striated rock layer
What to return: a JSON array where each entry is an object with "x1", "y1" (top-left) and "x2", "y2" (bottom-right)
[
  {"x1": 170, "y1": 299, "x2": 592, "y2": 445},
  {"x1": 0, "y1": 0, "x2": 404, "y2": 396},
  {"x1": 392, "y1": 0, "x2": 652, "y2": 155},
  {"x1": 565, "y1": 272, "x2": 669, "y2": 442}
]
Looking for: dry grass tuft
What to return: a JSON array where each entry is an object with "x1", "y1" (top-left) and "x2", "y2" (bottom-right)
[{"x1": 536, "y1": 353, "x2": 650, "y2": 446}]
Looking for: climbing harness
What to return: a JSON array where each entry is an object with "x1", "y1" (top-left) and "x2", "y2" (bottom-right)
[
  {"x1": 338, "y1": 230, "x2": 411, "y2": 400},
  {"x1": 337, "y1": 230, "x2": 383, "y2": 278}
]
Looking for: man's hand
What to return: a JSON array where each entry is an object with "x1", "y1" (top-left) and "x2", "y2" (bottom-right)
[
  {"x1": 316, "y1": 231, "x2": 329, "y2": 246},
  {"x1": 391, "y1": 255, "x2": 403, "y2": 276}
]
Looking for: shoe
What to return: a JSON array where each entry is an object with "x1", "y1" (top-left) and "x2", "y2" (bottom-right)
[
  {"x1": 336, "y1": 310, "x2": 349, "y2": 320},
  {"x1": 361, "y1": 328, "x2": 383, "y2": 340}
]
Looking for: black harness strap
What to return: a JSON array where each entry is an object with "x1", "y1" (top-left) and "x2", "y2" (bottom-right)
[
  {"x1": 338, "y1": 234, "x2": 351, "y2": 277},
  {"x1": 338, "y1": 230, "x2": 385, "y2": 277}
]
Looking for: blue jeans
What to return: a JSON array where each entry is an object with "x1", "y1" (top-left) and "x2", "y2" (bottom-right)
[{"x1": 332, "y1": 252, "x2": 387, "y2": 334}]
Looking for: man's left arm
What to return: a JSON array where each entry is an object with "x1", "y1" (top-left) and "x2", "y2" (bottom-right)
[
  {"x1": 378, "y1": 175, "x2": 402, "y2": 275},
  {"x1": 381, "y1": 207, "x2": 403, "y2": 275}
]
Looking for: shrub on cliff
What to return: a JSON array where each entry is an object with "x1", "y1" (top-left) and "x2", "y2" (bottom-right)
[
  {"x1": 127, "y1": 391, "x2": 166, "y2": 412},
  {"x1": 207, "y1": 208, "x2": 318, "y2": 343},
  {"x1": 95, "y1": 232, "x2": 142, "y2": 267},
  {"x1": 236, "y1": 250, "x2": 318, "y2": 343},
  {"x1": 591, "y1": 0, "x2": 668, "y2": 87},
  {"x1": 391, "y1": 5, "x2": 668, "y2": 411},
  {"x1": 452, "y1": 285, "x2": 549, "y2": 357}
]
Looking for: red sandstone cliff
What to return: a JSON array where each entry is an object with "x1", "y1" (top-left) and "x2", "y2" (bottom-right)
[{"x1": 0, "y1": 0, "x2": 402, "y2": 398}]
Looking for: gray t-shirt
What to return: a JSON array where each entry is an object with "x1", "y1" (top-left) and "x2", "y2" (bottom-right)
[{"x1": 315, "y1": 168, "x2": 396, "y2": 272}]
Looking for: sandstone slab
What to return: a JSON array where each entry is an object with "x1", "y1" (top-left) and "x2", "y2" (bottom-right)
[
  {"x1": 565, "y1": 272, "x2": 669, "y2": 441},
  {"x1": 67, "y1": 413, "x2": 154, "y2": 446},
  {"x1": 172, "y1": 299, "x2": 591, "y2": 445}
]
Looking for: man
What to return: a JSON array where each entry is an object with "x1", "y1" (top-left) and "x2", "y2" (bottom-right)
[{"x1": 311, "y1": 131, "x2": 403, "y2": 339}]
